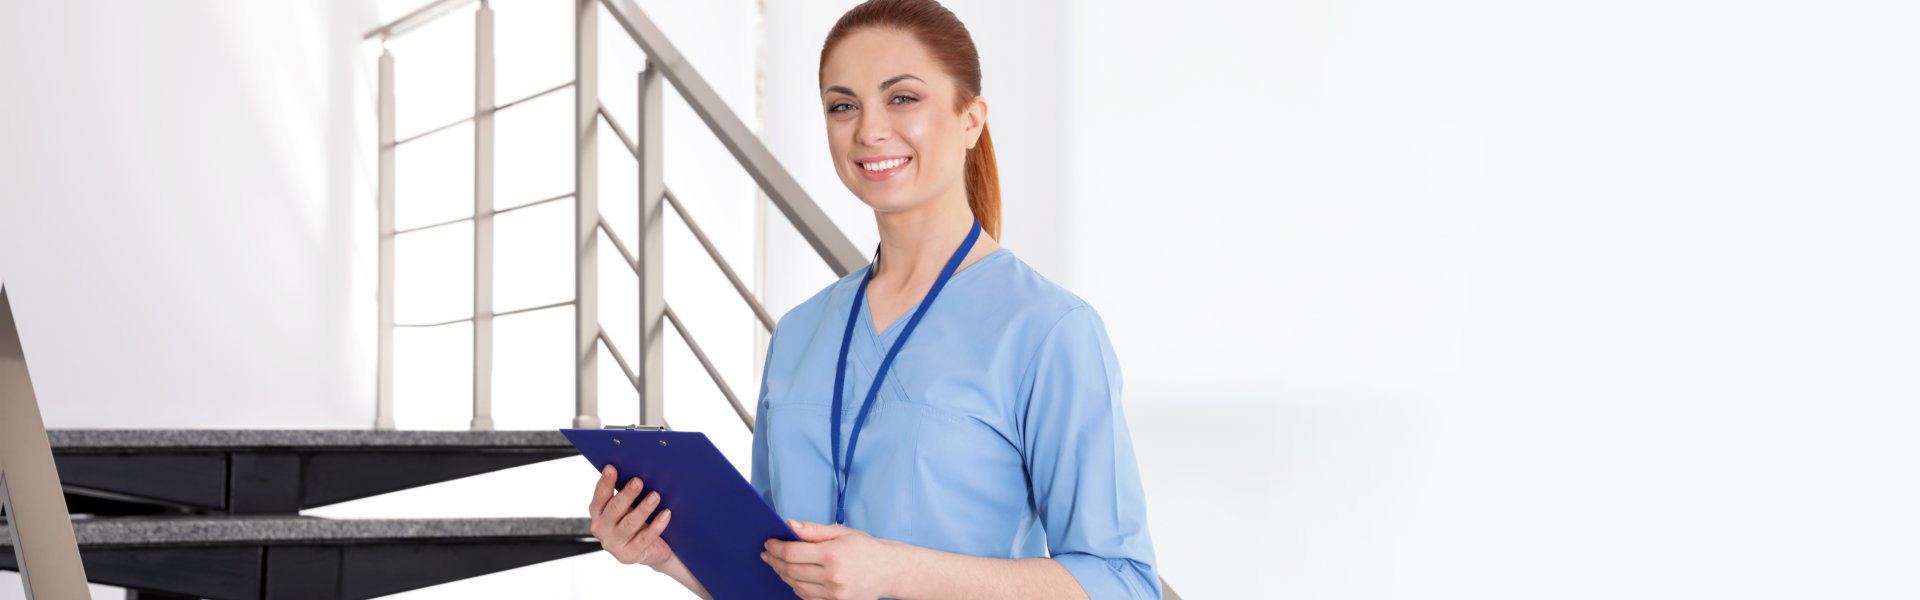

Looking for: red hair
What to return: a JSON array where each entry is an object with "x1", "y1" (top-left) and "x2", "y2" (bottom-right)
[{"x1": 821, "y1": 0, "x2": 1001, "y2": 240}]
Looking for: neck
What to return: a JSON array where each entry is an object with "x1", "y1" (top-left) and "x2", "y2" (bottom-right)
[{"x1": 871, "y1": 194, "x2": 980, "y2": 287}]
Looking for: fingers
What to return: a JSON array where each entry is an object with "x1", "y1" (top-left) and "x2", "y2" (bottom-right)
[
  {"x1": 788, "y1": 520, "x2": 857, "y2": 543},
  {"x1": 764, "y1": 552, "x2": 835, "y2": 600},
  {"x1": 765, "y1": 537, "x2": 831, "y2": 566},
  {"x1": 762, "y1": 551, "x2": 828, "y2": 582},
  {"x1": 598, "y1": 476, "x2": 644, "y2": 524},
  {"x1": 614, "y1": 491, "x2": 663, "y2": 541},
  {"x1": 611, "y1": 507, "x2": 672, "y2": 565},
  {"x1": 587, "y1": 464, "x2": 617, "y2": 516}
]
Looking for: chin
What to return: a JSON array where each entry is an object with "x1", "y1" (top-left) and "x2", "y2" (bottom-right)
[{"x1": 854, "y1": 188, "x2": 930, "y2": 213}]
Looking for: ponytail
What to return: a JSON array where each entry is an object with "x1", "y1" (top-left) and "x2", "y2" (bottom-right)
[{"x1": 965, "y1": 123, "x2": 1000, "y2": 240}]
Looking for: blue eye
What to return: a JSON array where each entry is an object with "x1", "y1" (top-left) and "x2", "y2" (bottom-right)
[
  {"x1": 829, "y1": 102, "x2": 855, "y2": 113},
  {"x1": 891, "y1": 95, "x2": 917, "y2": 105}
]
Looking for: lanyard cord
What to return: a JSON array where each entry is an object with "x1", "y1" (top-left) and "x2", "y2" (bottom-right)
[{"x1": 829, "y1": 220, "x2": 983, "y2": 525}]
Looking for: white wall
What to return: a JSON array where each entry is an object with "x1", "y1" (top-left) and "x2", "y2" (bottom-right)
[
  {"x1": 1055, "y1": 1, "x2": 1920, "y2": 598},
  {"x1": 0, "y1": 0, "x2": 380, "y2": 431},
  {"x1": 6, "y1": 0, "x2": 1919, "y2": 598},
  {"x1": 764, "y1": 0, "x2": 1920, "y2": 598}
]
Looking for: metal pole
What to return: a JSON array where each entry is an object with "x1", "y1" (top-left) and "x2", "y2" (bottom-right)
[
  {"x1": 637, "y1": 66, "x2": 665, "y2": 428},
  {"x1": 471, "y1": 1, "x2": 496, "y2": 431},
  {"x1": 572, "y1": 0, "x2": 601, "y2": 429},
  {"x1": 1, "y1": 289, "x2": 92, "y2": 598},
  {"x1": 375, "y1": 45, "x2": 398, "y2": 431}
]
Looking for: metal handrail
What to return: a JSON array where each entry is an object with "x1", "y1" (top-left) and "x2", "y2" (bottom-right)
[
  {"x1": 599, "y1": 0, "x2": 864, "y2": 277},
  {"x1": 395, "y1": 299, "x2": 574, "y2": 329},
  {"x1": 597, "y1": 328, "x2": 639, "y2": 394},
  {"x1": 365, "y1": 0, "x2": 481, "y2": 41},
  {"x1": 391, "y1": 80, "x2": 575, "y2": 147},
  {"x1": 600, "y1": 105, "x2": 776, "y2": 332},
  {"x1": 664, "y1": 189, "x2": 776, "y2": 331},
  {"x1": 662, "y1": 305, "x2": 752, "y2": 429},
  {"x1": 598, "y1": 313, "x2": 753, "y2": 434},
  {"x1": 597, "y1": 219, "x2": 753, "y2": 429},
  {"x1": 392, "y1": 192, "x2": 574, "y2": 236},
  {"x1": 368, "y1": 0, "x2": 861, "y2": 275}
]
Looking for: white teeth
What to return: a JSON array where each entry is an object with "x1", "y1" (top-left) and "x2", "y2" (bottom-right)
[{"x1": 861, "y1": 158, "x2": 907, "y2": 172}]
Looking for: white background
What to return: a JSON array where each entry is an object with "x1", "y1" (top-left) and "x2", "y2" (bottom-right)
[{"x1": 5, "y1": 0, "x2": 1919, "y2": 598}]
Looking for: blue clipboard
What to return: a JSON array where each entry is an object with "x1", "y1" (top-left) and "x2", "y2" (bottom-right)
[{"x1": 562, "y1": 428, "x2": 800, "y2": 599}]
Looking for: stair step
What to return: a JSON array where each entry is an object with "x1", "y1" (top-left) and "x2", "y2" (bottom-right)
[
  {"x1": 1, "y1": 517, "x2": 598, "y2": 600},
  {"x1": 49, "y1": 429, "x2": 573, "y2": 450},
  {"x1": 47, "y1": 429, "x2": 582, "y2": 515},
  {"x1": 2, "y1": 515, "x2": 590, "y2": 546}
]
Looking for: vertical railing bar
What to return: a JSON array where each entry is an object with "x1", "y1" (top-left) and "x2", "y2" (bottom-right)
[
  {"x1": 636, "y1": 65, "x2": 666, "y2": 429},
  {"x1": 470, "y1": 0, "x2": 497, "y2": 431},
  {"x1": 663, "y1": 188, "x2": 776, "y2": 332},
  {"x1": 375, "y1": 44, "x2": 398, "y2": 431},
  {"x1": 662, "y1": 304, "x2": 753, "y2": 431},
  {"x1": 572, "y1": 0, "x2": 601, "y2": 429}
]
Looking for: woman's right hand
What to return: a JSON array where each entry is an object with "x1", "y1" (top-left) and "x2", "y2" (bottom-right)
[{"x1": 588, "y1": 464, "x2": 676, "y2": 569}]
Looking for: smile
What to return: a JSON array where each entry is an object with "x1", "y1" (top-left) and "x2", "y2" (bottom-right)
[{"x1": 855, "y1": 156, "x2": 911, "y2": 180}]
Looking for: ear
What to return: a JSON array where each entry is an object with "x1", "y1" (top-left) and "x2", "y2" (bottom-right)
[{"x1": 964, "y1": 96, "x2": 989, "y2": 149}]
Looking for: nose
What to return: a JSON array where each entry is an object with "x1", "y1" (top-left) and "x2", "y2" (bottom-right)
[{"x1": 855, "y1": 109, "x2": 890, "y2": 146}]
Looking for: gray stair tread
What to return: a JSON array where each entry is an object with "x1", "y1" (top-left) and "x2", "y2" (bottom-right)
[
  {"x1": 48, "y1": 429, "x2": 573, "y2": 450},
  {"x1": 0, "y1": 516, "x2": 591, "y2": 546}
]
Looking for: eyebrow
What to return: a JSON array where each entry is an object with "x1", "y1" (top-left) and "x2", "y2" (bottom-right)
[
  {"x1": 822, "y1": 74, "x2": 926, "y2": 97},
  {"x1": 880, "y1": 74, "x2": 924, "y2": 90}
]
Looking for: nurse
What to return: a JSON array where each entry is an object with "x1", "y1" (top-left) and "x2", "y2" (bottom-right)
[{"x1": 585, "y1": 1, "x2": 1158, "y2": 598}]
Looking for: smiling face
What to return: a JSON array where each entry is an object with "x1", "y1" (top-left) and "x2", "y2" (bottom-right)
[{"x1": 821, "y1": 28, "x2": 986, "y2": 214}]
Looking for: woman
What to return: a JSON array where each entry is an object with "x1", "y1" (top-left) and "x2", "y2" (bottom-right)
[{"x1": 585, "y1": 1, "x2": 1158, "y2": 598}]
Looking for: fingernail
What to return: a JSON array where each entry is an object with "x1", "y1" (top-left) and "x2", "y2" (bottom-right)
[
  {"x1": 602, "y1": 464, "x2": 614, "y2": 475},
  {"x1": 661, "y1": 509, "x2": 670, "y2": 518},
  {"x1": 788, "y1": 519, "x2": 802, "y2": 530}
]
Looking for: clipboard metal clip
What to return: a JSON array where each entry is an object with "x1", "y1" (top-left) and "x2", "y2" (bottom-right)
[{"x1": 601, "y1": 424, "x2": 669, "y2": 431}]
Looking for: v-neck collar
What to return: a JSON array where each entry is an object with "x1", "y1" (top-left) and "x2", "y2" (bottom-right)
[{"x1": 856, "y1": 248, "x2": 1011, "y2": 345}]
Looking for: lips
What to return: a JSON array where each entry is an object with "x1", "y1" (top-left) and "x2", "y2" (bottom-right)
[{"x1": 855, "y1": 155, "x2": 912, "y2": 181}]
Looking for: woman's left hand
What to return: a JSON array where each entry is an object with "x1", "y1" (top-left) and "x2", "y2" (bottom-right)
[{"x1": 763, "y1": 520, "x2": 908, "y2": 600}]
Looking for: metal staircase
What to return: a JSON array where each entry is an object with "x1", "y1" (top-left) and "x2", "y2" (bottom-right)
[{"x1": 2, "y1": 0, "x2": 1180, "y2": 597}]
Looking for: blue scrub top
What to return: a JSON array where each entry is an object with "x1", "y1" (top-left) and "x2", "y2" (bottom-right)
[{"x1": 752, "y1": 248, "x2": 1160, "y2": 599}]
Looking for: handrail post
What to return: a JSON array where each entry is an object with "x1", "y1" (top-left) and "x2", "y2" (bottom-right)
[
  {"x1": 2, "y1": 288, "x2": 94, "y2": 596},
  {"x1": 572, "y1": 0, "x2": 601, "y2": 429},
  {"x1": 637, "y1": 65, "x2": 666, "y2": 428},
  {"x1": 375, "y1": 44, "x2": 398, "y2": 431},
  {"x1": 471, "y1": 0, "x2": 497, "y2": 431}
]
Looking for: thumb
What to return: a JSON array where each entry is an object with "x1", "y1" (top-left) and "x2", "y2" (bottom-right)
[{"x1": 788, "y1": 519, "x2": 857, "y2": 542}]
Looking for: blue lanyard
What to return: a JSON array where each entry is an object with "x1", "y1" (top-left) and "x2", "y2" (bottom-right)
[{"x1": 829, "y1": 220, "x2": 982, "y2": 525}]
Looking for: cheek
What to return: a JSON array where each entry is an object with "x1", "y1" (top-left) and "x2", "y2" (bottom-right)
[
  {"x1": 896, "y1": 114, "x2": 961, "y2": 168},
  {"x1": 825, "y1": 125, "x2": 854, "y2": 169}
]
